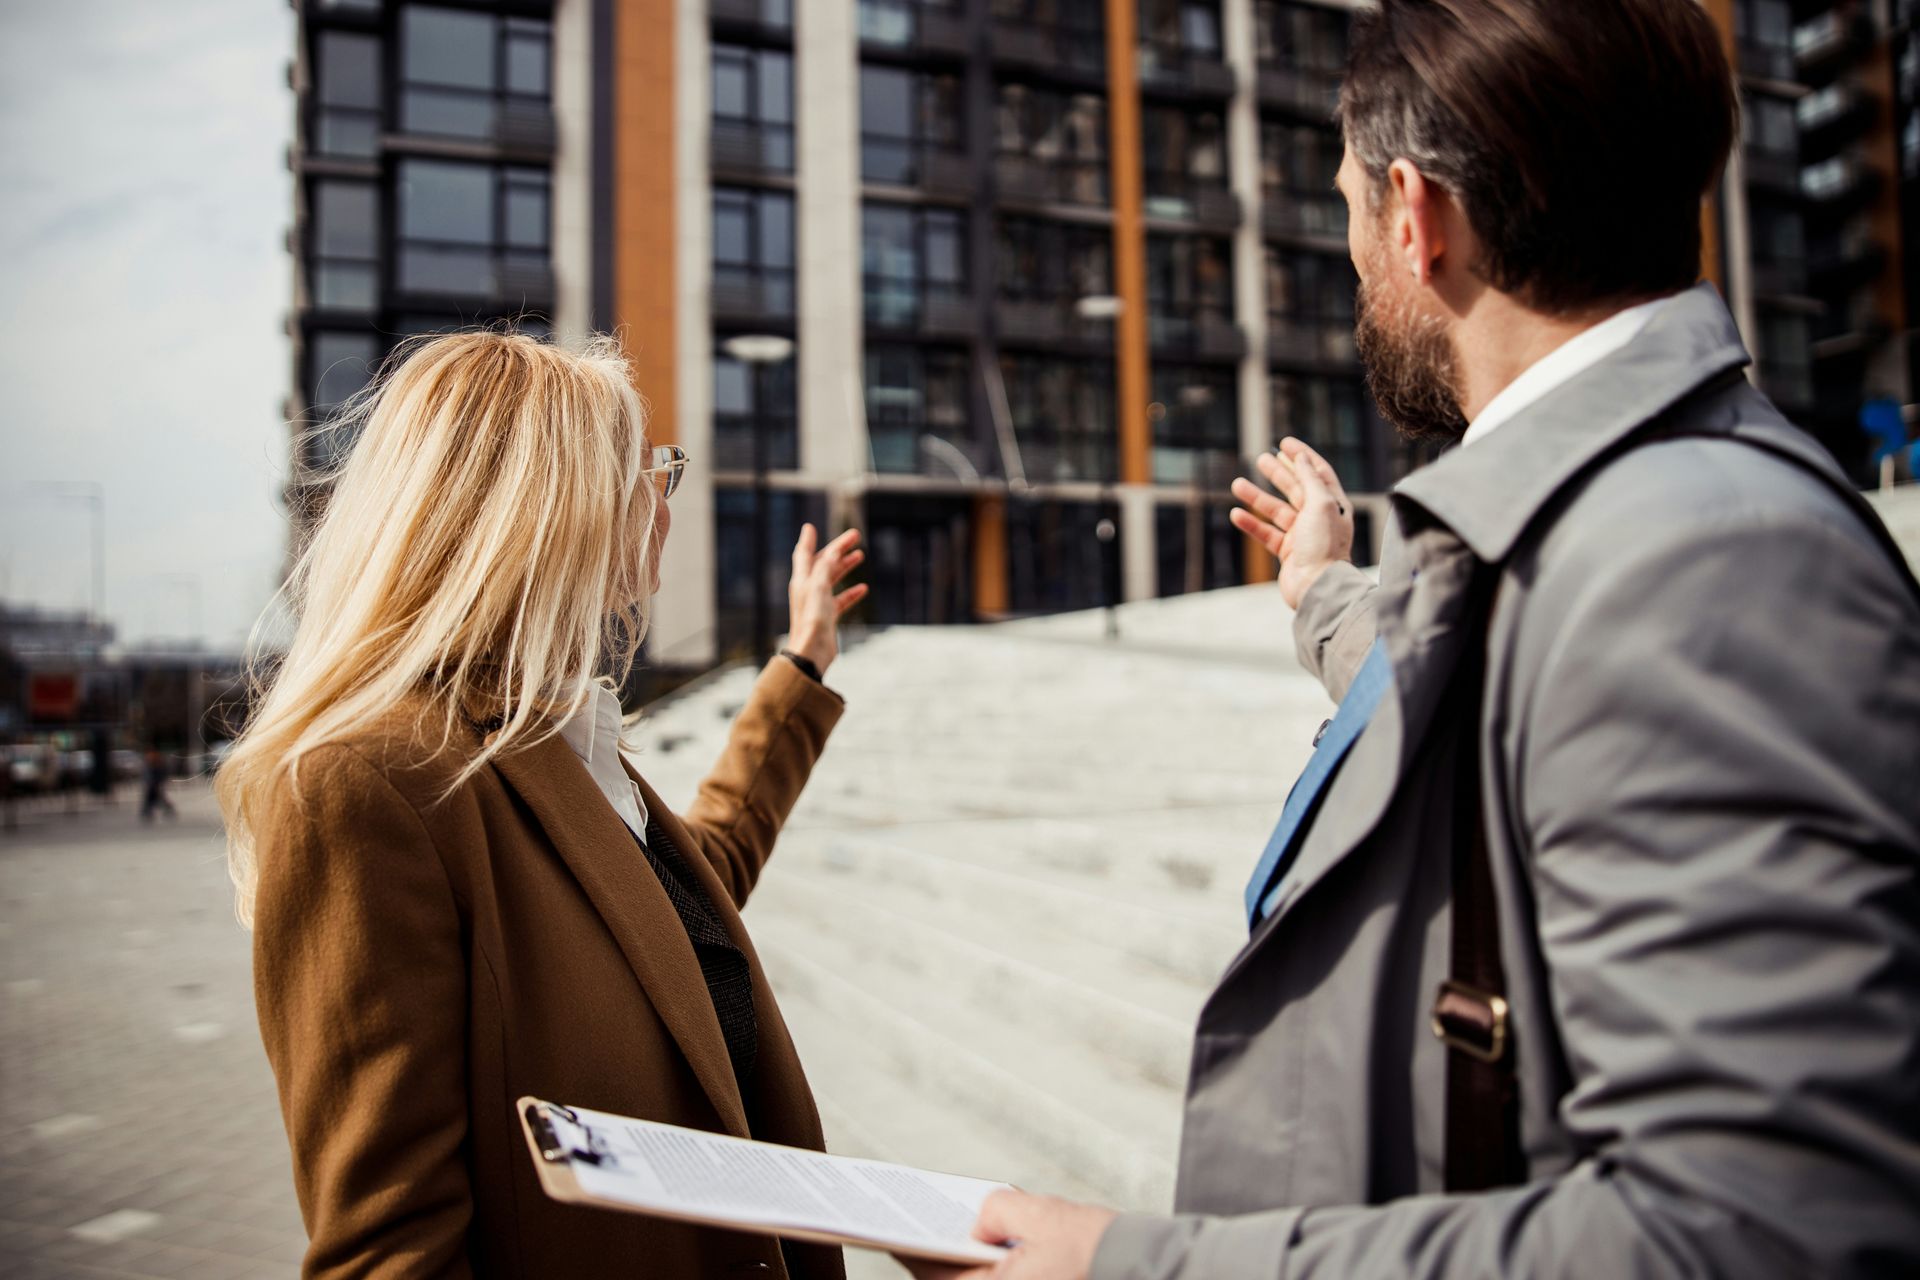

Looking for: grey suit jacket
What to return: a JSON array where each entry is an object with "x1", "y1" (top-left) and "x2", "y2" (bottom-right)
[{"x1": 1092, "y1": 285, "x2": 1920, "y2": 1277}]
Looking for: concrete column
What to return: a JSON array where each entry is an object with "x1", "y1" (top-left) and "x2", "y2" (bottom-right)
[
  {"x1": 550, "y1": 0, "x2": 594, "y2": 345},
  {"x1": 796, "y1": 0, "x2": 868, "y2": 485},
  {"x1": 1118, "y1": 484, "x2": 1159, "y2": 603},
  {"x1": 1223, "y1": 0, "x2": 1269, "y2": 466},
  {"x1": 645, "y1": 0, "x2": 718, "y2": 667}
]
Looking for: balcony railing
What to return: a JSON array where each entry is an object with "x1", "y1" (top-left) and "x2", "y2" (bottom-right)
[
  {"x1": 868, "y1": 421, "x2": 987, "y2": 477},
  {"x1": 995, "y1": 153, "x2": 1109, "y2": 207},
  {"x1": 712, "y1": 119, "x2": 796, "y2": 176},
  {"x1": 394, "y1": 244, "x2": 555, "y2": 309},
  {"x1": 1737, "y1": 40, "x2": 1797, "y2": 83},
  {"x1": 711, "y1": 0, "x2": 792, "y2": 34},
  {"x1": 865, "y1": 281, "x2": 974, "y2": 337},
  {"x1": 713, "y1": 267, "x2": 797, "y2": 321},
  {"x1": 1262, "y1": 188, "x2": 1348, "y2": 242},
  {"x1": 858, "y1": 1, "x2": 968, "y2": 57},
  {"x1": 1267, "y1": 316, "x2": 1358, "y2": 369},
  {"x1": 1137, "y1": 42, "x2": 1236, "y2": 99},
  {"x1": 1149, "y1": 312, "x2": 1248, "y2": 361},
  {"x1": 1256, "y1": 65, "x2": 1342, "y2": 122},
  {"x1": 995, "y1": 296, "x2": 1114, "y2": 347},
  {"x1": 1743, "y1": 146, "x2": 1803, "y2": 197},
  {"x1": 1142, "y1": 176, "x2": 1240, "y2": 229},
  {"x1": 495, "y1": 101, "x2": 557, "y2": 157},
  {"x1": 862, "y1": 140, "x2": 971, "y2": 195},
  {"x1": 988, "y1": 20, "x2": 1106, "y2": 81}
]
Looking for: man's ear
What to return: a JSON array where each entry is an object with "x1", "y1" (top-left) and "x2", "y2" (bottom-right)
[{"x1": 1387, "y1": 159, "x2": 1448, "y2": 287}]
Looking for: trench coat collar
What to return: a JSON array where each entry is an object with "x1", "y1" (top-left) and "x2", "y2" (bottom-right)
[
  {"x1": 490, "y1": 730, "x2": 752, "y2": 1138},
  {"x1": 1393, "y1": 282, "x2": 1752, "y2": 564}
]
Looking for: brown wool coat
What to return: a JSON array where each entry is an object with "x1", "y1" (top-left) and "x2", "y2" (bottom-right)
[{"x1": 251, "y1": 659, "x2": 849, "y2": 1279}]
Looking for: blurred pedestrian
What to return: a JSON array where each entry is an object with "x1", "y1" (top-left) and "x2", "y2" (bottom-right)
[
  {"x1": 139, "y1": 747, "x2": 175, "y2": 822},
  {"x1": 219, "y1": 332, "x2": 867, "y2": 1278}
]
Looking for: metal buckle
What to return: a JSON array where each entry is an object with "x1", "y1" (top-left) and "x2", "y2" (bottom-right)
[{"x1": 1432, "y1": 979, "x2": 1510, "y2": 1065}]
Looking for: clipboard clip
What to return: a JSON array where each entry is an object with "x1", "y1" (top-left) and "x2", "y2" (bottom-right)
[{"x1": 525, "y1": 1101, "x2": 608, "y2": 1167}]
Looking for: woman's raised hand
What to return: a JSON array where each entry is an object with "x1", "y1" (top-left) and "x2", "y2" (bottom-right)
[{"x1": 785, "y1": 524, "x2": 868, "y2": 676}]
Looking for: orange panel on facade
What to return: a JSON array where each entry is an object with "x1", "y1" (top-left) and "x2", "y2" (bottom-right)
[
  {"x1": 615, "y1": 0, "x2": 679, "y2": 444},
  {"x1": 1105, "y1": 0, "x2": 1151, "y2": 488}
]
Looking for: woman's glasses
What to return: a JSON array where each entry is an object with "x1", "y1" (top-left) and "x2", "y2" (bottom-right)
[{"x1": 645, "y1": 445, "x2": 690, "y2": 500}]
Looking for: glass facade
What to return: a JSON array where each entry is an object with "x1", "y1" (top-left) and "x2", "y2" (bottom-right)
[
  {"x1": 713, "y1": 43, "x2": 795, "y2": 173},
  {"x1": 398, "y1": 7, "x2": 550, "y2": 142},
  {"x1": 395, "y1": 160, "x2": 550, "y2": 300},
  {"x1": 865, "y1": 345, "x2": 973, "y2": 475},
  {"x1": 713, "y1": 187, "x2": 797, "y2": 317},
  {"x1": 860, "y1": 64, "x2": 963, "y2": 186},
  {"x1": 863, "y1": 203, "x2": 967, "y2": 329},
  {"x1": 1001, "y1": 354, "x2": 1116, "y2": 483},
  {"x1": 996, "y1": 83, "x2": 1110, "y2": 205}
]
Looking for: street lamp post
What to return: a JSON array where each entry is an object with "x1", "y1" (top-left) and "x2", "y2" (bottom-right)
[
  {"x1": 1076, "y1": 295, "x2": 1126, "y2": 639},
  {"x1": 160, "y1": 573, "x2": 204, "y2": 775},
  {"x1": 722, "y1": 334, "x2": 796, "y2": 668}
]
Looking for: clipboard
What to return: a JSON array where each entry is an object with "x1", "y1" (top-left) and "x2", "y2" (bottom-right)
[{"x1": 519, "y1": 1097, "x2": 1011, "y2": 1267}]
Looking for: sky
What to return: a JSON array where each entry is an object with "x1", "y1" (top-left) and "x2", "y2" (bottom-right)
[{"x1": 0, "y1": 0, "x2": 294, "y2": 652}]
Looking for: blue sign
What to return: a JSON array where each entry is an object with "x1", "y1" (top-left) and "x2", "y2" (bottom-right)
[{"x1": 1860, "y1": 398, "x2": 1908, "y2": 465}]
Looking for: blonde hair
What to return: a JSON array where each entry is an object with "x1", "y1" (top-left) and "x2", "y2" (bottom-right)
[{"x1": 219, "y1": 331, "x2": 657, "y2": 926}]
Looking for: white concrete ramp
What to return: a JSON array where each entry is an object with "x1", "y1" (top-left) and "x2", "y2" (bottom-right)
[{"x1": 633, "y1": 585, "x2": 1331, "y2": 1272}]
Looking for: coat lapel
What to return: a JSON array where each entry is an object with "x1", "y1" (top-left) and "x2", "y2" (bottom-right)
[
  {"x1": 1217, "y1": 528, "x2": 1486, "y2": 989},
  {"x1": 490, "y1": 734, "x2": 752, "y2": 1137}
]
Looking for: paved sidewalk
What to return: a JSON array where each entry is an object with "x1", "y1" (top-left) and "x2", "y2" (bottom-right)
[{"x1": 0, "y1": 782, "x2": 306, "y2": 1279}]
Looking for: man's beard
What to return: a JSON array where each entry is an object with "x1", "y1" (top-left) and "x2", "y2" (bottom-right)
[{"x1": 1353, "y1": 261, "x2": 1469, "y2": 445}]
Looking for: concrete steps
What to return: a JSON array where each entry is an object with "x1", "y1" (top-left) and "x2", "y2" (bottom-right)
[{"x1": 640, "y1": 585, "x2": 1332, "y2": 1232}]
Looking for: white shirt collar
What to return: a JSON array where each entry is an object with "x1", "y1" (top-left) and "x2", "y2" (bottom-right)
[
  {"x1": 558, "y1": 683, "x2": 650, "y2": 841},
  {"x1": 1461, "y1": 295, "x2": 1675, "y2": 448}
]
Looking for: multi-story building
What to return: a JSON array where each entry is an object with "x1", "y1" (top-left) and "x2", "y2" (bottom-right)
[
  {"x1": 1717, "y1": 0, "x2": 1914, "y2": 477},
  {"x1": 286, "y1": 0, "x2": 575, "y2": 541},
  {"x1": 287, "y1": 0, "x2": 1918, "y2": 673}
]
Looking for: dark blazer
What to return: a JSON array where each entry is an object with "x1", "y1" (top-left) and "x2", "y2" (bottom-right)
[{"x1": 251, "y1": 659, "x2": 849, "y2": 1278}]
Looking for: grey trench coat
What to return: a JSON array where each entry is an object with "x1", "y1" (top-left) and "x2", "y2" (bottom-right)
[{"x1": 1091, "y1": 285, "x2": 1920, "y2": 1278}]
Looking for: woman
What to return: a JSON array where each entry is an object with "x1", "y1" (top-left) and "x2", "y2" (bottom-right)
[{"x1": 219, "y1": 332, "x2": 867, "y2": 1278}]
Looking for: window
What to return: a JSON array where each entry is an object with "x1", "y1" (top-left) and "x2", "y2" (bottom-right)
[
  {"x1": 1261, "y1": 119, "x2": 1346, "y2": 237},
  {"x1": 713, "y1": 188, "x2": 796, "y2": 316},
  {"x1": 996, "y1": 83, "x2": 1109, "y2": 204},
  {"x1": 1006, "y1": 497, "x2": 1122, "y2": 616},
  {"x1": 1140, "y1": 0, "x2": 1222, "y2": 58},
  {"x1": 865, "y1": 345, "x2": 972, "y2": 474},
  {"x1": 1001, "y1": 354, "x2": 1115, "y2": 482},
  {"x1": 1156, "y1": 503, "x2": 1242, "y2": 597},
  {"x1": 399, "y1": 7, "x2": 550, "y2": 141},
  {"x1": 713, "y1": 349, "x2": 799, "y2": 471},
  {"x1": 864, "y1": 203, "x2": 967, "y2": 328},
  {"x1": 1749, "y1": 198, "x2": 1805, "y2": 266},
  {"x1": 310, "y1": 180, "x2": 380, "y2": 310},
  {"x1": 1267, "y1": 246, "x2": 1354, "y2": 329},
  {"x1": 1744, "y1": 92, "x2": 1798, "y2": 158},
  {"x1": 860, "y1": 64, "x2": 963, "y2": 185},
  {"x1": 1146, "y1": 233, "x2": 1233, "y2": 344},
  {"x1": 859, "y1": 0, "x2": 959, "y2": 47},
  {"x1": 396, "y1": 159, "x2": 550, "y2": 298},
  {"x1": 997, "y1": 216, "x2": 1111, "y2": 306},
  {"x1": 714, "y1": 489, "x2": 828, "y2": 656},
  {"x1": 1142, "y1": 104, "x2": 1226, "y2": 215},
  {"x1": 1270, "y1": 373, "x2": 1368, "y2": 490},
  {"x1": 1255, "y1": 0, "x2": 1348, "y2": 73},
  {"x1": 306, "y1": 331, "x2": 380, "y2": 468},
  {"x1": 991, "y1": 0, "x2": 1108, "y2": 73},
  {"x1": 1735, "y1": 0, "x2": 1792, "y2": 51},
  {"x1": 1150, "y1": 364, "x2": 1238, "y2": 484},
  {"x1": 713, "y1": 44, "x2": 794, "y2": 172},
  {"x1": 1757, "y1": 308, "x2": 1813, "y2": 407},
  {"x1": 314, "y1": 31, "x2": 380, "y2": 157}
]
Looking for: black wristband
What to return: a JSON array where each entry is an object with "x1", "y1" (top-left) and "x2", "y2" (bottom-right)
[{"x1": 779, "y1": 649, "x2": 823, "y2": 683}]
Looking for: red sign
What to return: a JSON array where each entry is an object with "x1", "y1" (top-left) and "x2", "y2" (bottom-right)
[{"x1": 27, "y1": 672, "x2": 80, "y2": 723}]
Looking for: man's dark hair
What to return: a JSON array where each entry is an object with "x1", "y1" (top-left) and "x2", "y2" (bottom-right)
[{"x1": 1338, "y1": 0, "x2": 1739, "y2": 316}]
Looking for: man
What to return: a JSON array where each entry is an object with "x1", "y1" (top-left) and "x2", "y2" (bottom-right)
[{"x1": 911, "y1": 1, "x2": 1920, "y2": 1276}]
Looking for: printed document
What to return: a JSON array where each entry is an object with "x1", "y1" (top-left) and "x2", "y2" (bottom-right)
[{"x1": 530, "y1": 1101, "x2": 1010, "y2": 1265}]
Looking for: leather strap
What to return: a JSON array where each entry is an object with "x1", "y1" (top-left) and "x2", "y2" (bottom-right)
[{"x1": 1440, "y1": 575, "x2": 1525, "y2": 1193}]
